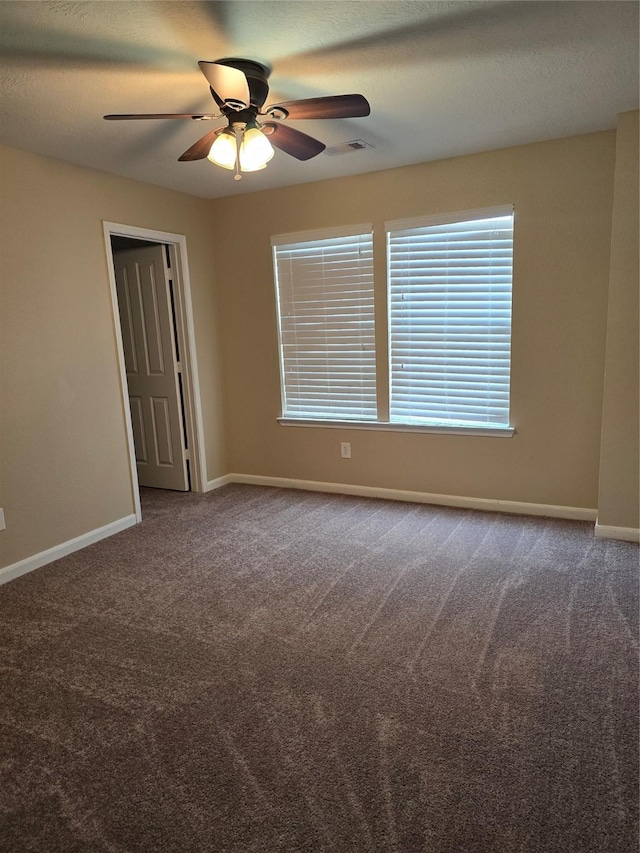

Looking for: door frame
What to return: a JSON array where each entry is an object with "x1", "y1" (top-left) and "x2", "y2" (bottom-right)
[{"x1": 103, "y1": 221, "x2": 208, "y2": 521}]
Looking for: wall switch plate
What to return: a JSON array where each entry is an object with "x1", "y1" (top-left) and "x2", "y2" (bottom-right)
[
  {"x1": 0, "y1": 509, "x2": 5, "y2": 531},
  {"x1": 340, "y1": 442, "x2": 351, "y2": 459}
]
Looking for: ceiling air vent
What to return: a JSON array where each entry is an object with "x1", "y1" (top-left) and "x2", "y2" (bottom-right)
[{"x1": 325, "y1": 139, "x2": 374, "y2": 156}]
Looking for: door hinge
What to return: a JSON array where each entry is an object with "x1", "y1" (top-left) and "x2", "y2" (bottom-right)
[
  {"x1": 176, "y1": 361, "x2": 182, "y2": 373},
  {"x1": 183, "y1": 449, "x2": 191, "y2": 460}
]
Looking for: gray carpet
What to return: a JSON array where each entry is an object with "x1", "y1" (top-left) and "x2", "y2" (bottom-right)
[{"x1": 0, "y1": 485, "x2": 638, "y2": 852}]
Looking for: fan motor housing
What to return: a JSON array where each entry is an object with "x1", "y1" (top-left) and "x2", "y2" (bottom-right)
[
  {"x1": 215, "y1": 57, "x2": 271, "y2": 109},
  {"x1": 224, "y1": 108, "x2": 258, "y2": 127}
]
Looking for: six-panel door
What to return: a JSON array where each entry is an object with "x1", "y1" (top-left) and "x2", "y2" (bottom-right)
[{"x1": 114, "y1": 245, "x2": 189, "y2": 491}]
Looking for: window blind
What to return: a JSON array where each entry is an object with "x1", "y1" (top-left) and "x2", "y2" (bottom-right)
[
  {"x1": 387, "y1": 208, "x2": 513, "y2": 428},
  {"x1": 272, "y1": 226, "x2": 376, "y2": 421}
]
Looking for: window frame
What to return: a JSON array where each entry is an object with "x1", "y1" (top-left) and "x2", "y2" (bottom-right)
[
  {"x1": 273, "y1": 208, "x2": 515, "y2": 438},
  {"x1": 386, "y1": 205, "x2": 514, "y2": 432},
  {"x1": 272, "y1": 224, "x2": 377, "y2": 423}
]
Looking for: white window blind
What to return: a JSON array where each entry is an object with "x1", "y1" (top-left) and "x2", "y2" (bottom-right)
[
  {"x1": 387, "y1": 207, "x2": 513, "y2": 428},
  {"x1": 272, "y1": 226, "x2": 377, "y2": 421}
]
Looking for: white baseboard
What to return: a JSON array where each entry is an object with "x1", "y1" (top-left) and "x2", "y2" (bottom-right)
[
  {"x1": 0, "y1": 514, "x2": 138, "y2": 586},
  {"x1": 594, "y1": 523, "x2": 640, "y2": 543},
  {"x1": 204, "y1": 474, "x2": 232, "y2": 492},
  {"x1": 1, "y1": 480, "x2": 615, "y2": 590},
  {"x1": 228, "y1": 474, "x2": 598, "y2": 522}
]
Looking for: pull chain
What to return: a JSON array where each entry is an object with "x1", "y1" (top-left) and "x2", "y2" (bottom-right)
[{"x1": 234, "y1": 127, "x2": 242, "y2": 181}]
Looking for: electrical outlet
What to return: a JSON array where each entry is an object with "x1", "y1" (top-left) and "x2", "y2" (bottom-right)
[{"x1": 340, "y1": 442, "x2": 351, "y2": 459}]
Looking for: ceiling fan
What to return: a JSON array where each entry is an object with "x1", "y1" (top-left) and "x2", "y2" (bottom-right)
[{"x1": 104, "y1": 57, "x2": 370, "y2": 179}]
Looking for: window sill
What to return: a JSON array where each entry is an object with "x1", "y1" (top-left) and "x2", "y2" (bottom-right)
[{"x1": 277, "y1": 418, "x2": 515, "y2": 438}]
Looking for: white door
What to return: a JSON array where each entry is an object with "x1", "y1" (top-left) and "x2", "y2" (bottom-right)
[{"x1": 114, "y1": 244, "x2": 189, "y2": 491}]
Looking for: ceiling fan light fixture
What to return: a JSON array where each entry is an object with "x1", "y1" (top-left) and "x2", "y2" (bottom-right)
[
  {"x1": 207, "y1": 129, "x2": 237, "y2": 169},
  {"x1": 239, "y1": 125, "x2": 274, "y2": 172}
]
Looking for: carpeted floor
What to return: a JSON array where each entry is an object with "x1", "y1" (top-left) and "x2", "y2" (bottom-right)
[{"x1": 0, "y1": 485, "x2": 638, "y2": 852}]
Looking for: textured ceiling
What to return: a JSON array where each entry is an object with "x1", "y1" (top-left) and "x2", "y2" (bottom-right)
[{"x1": 0, "y1": 0, "x2": 638, "y2": 199}]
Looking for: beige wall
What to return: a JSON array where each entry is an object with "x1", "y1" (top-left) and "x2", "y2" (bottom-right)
[
  {"x1": 0, "y1": 145, "x2": 226, "y2": 568},
  {"x1": 597, "y1": 112, "x2": 640, "y2": 530},
  {"x1": 211, "y1": 132, "x2": 617, "y2": 509}
]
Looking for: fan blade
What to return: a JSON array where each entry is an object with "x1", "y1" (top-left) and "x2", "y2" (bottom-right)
[
  {"x1": 263, "y1": 123, "x2": 325, "y2": 161},
  {"x1": 198, "y1": 61, "x2": 250, "y2": 106},
  {"x1": 104, "y1": 114, "x2": 218, "y2": 121},
  {"x1": 178, "y1": 128, "x2": 225, "y2": 161},
  {"x1": 266, "y1": 94, "x2": 370, "y2": 121}
]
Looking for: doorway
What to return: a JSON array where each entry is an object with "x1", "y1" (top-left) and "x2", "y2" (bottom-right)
[{"x1": 104, "y1": 223, "x2": 207, "y2": 522}]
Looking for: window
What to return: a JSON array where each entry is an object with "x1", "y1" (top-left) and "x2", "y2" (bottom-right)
[
  {"x1": 387, "y1": 207, "x2": 514, "y2": 429},
  {"x1": 272, "y1": 206, "x2": 514, "y2": 435},
  {"x1": 272, "y1": 225, "x2": 376, "y2": 421}
]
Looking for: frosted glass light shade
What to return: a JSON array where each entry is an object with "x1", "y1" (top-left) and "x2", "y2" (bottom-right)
[
  {"x1": 239, "y1": 127, "x2": 274, "y2": 171},
  {"x1": 207, "y1": 131, "x2": 237, "y2": 169}
]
